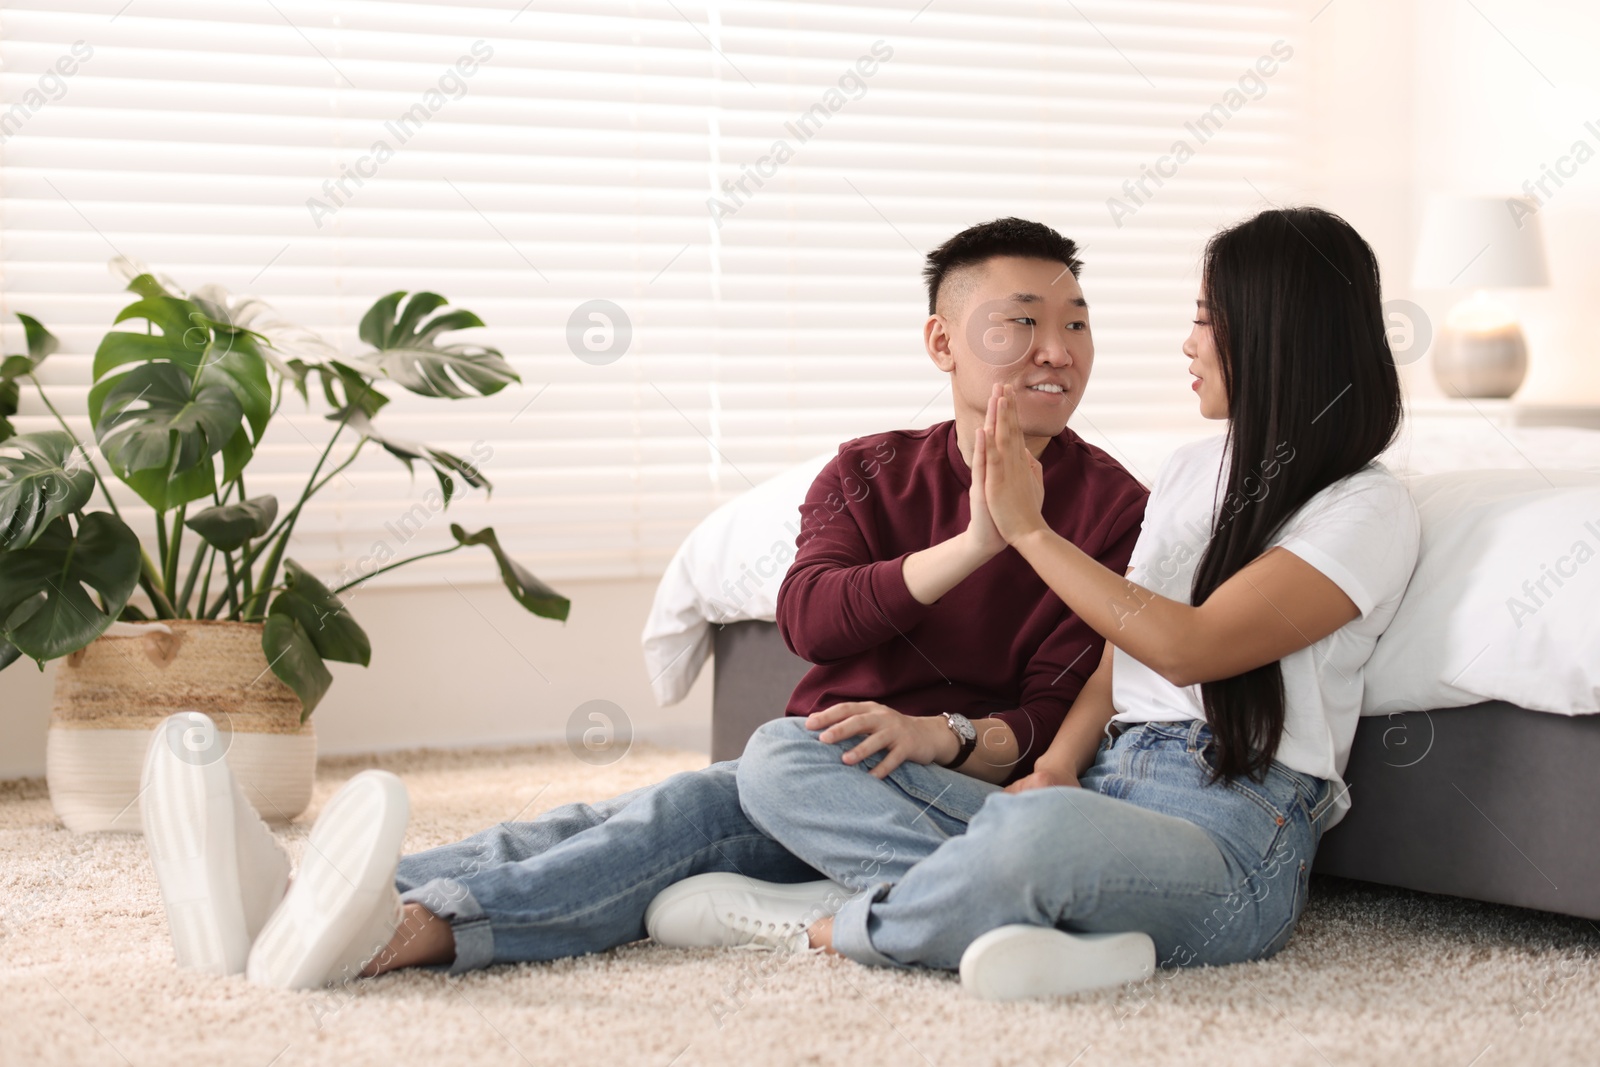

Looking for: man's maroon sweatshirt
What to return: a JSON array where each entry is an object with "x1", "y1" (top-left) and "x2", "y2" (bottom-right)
[{"x1": 776, "y1": 421, "x2": 1149, "y2": 780}]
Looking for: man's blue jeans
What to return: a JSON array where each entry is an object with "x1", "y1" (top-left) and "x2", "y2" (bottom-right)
[
  {"x1": 392, "y1": 761, "x2": 823, "y2": 972},
  {"x1": 735, "y1": 715, "x2": 1341, "y2": 971}
]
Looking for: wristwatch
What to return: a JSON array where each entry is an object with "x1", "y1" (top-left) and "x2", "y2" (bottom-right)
[{"x1": 940, "y1": 712, "x2": 978, "y2": 769}]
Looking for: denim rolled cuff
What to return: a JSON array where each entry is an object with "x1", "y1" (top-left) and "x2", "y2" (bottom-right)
[
  {"x1": 829, "y1": 883, "x2": 906, "y2": 969},
  {"x1": 399, "y1": 877, "x2": 495, "y2": 975}
]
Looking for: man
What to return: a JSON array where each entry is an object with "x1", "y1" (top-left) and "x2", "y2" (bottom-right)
[{"x1": 140, "y1": 218, "x2": 1148, "y2": 988}]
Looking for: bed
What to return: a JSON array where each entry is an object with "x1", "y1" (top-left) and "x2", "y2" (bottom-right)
[
  {"x1": 708, "y1": 621, "x2": 1600, "y2": 921},
  {"x1": 645, "y1": 416, "x2": 1600, "y2": 921}
]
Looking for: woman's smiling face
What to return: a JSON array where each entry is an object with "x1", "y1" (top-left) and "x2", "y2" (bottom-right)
[{"x1": 1184, "y1": 295, "x2": 1229, "y2": 420}]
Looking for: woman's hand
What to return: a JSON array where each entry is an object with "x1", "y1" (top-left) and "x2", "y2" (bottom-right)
[
  {"x1": 806, "y1": 702, "x2": 955, "y2": 780},
  {"x1": 1003, "y1": 757, "x2": 1080, "y2": 794},
  {"x1": 980, "y1": 384, "x2": 1047, "y2": 545}
]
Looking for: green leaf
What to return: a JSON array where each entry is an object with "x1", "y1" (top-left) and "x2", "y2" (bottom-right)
[
  {"x1": 356, "y1": 291, "x2": 518, "y2": 399},
  {"x1": 261, "y1": 613, "x2": 332, "y2": 722},
  {"x1": 85, "y1": 282, "x2": 254, "y2": 507},
  {"x1": 315, "y1": 360, "x2": 388, "y2": 419},
  {"x1": 104, "y1": 296, "x2": 213, "y2": 382},
  {"x1": 90, "y1": 361, "x2": 243, "y2": 480},
  {"x1": 0, "y1": 431, "x2": 95, "y2": 550},
  {"x1": 0, "y1": 635, "x2": 21, "y2": 672},
  {"x1": 3, "y1": 591, "x2": 45, "y2": 632},
  {"x1": 0, "y1": 378, "x2": 18, "y2": 445},
  {"x1": 1, "y1": 311, "x2": 58, "y2": 382},
  {"x1": 268, "y1": 559, "x2": 370, "y2": 666},
  {"x1": 185, "y1": 494, "x2": 278, "y2": 552},
  {"x1": 186, "y1": 282, "x2": 342, "y2": 372},
  {"x1": 200, "y1": 330, "x2": 272, "y2": 441},
  {"x1": 283, "y1": 359, "x2": 311, "y2": 405},
  {"x1": 17, "y1": 313, "x2": 60, "y2": 366},
  {"x1": 0, "y1": 513, "x2": 141, "y2": 662},
  {"x1": 192, "y1": 332, "x2": 272, "y2": 486},
  {"x1": 121, "y1": 455, "x2": 219, "y2": 513},
  {"x1": 450, "y1": 524, "x2": 569, "y2": 622},
  {"x1": 112, "y1": 296, "x2": 199, "y2": 350},
  {"x1": 219, "y1": 425, "x2": 252, "y2": 486},
  {"x1": 91, "y1": 332, "x2": 187, "y2": 385},
  {"x1": 116, "y1": 267, "x2": 184, "y2": 301},
  {"x1": 425, "y1": 446, "x2": 492, "y2": 496},
  {"x1": 342, "y1": 409, "x2": 491, "y2": 506},
  {"x1": 360, "y1": 291, "x2": 441, "y2": 346}
]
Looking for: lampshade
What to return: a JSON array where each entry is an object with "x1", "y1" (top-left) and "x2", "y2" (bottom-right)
[{"x1": 1411, "y1": 195, "x2": 1549, "y2": 290}]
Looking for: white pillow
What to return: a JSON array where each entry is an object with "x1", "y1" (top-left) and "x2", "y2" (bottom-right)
[
  {"x1": 1362, "y1": 469, "x2": 1600, "y2": 716},
  {"x1": 640, "y1": 453, "x2": 831, "y2": 706}
]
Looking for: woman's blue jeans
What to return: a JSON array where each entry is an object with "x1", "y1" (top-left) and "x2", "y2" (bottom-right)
[{"x1": 736, "y1": 715, "x2": 1341, "y2": 971}]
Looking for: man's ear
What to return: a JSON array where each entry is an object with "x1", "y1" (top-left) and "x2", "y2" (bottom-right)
[{"x1": 925, "y1": 314, "x2": 956, "y2": 373}]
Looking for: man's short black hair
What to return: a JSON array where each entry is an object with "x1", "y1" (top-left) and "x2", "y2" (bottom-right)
[{"x1": 922, "y1": 217, "x2": 1084, "y2": 316}]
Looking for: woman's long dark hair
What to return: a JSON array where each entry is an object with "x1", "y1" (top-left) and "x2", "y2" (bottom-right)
[{"x1": 1193, "y1": 207, "x2": 1402, "y2": 783}]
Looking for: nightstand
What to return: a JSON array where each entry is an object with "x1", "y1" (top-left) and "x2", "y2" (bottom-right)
[{"x1": 1405, "y1": 397, "x2": 1600, "y2": 431}]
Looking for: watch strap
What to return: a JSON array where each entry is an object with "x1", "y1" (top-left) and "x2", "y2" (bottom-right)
[{"x1": 942, "y1": 714, "x2": 978, "y2": 769}]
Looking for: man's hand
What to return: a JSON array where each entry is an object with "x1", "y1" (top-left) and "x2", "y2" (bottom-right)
[
  {"x1": 981, "y1": 384, "x2": 1047, "y2": 545},
  {"x1": 806, "y1": 702, "x2": 957, "y2": 780},
  {"x1": 900, "y1": 439, "x2": 1007, "y2": 604},
  {"x1": 964, "y1": 429, "x2": 1007, "y2": 559},
  {"x1": 1003, "y1": 757, "x2": 1080, "y2": 794}
]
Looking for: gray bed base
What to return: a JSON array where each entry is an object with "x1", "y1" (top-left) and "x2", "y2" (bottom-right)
[{"x1": 712, "y1": 619, "x2": 1600, "y2": 921}]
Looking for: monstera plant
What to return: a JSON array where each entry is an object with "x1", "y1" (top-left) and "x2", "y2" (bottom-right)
[{"x1": 0, "y1": 260, "x2": 568, "y2": 720}]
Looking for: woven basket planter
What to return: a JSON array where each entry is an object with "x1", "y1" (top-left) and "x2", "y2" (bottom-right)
[{"x1": 45, "y1": 620, "x2": 316, "y2": 834}]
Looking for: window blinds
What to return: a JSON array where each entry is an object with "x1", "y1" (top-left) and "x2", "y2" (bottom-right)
[{"x1": 0, "y1": 0, "x2": 1306, "y2": 584}]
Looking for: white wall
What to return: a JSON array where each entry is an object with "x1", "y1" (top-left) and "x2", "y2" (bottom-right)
[
  {"x1": 1301, "y1": 0, "x2": 1421, "y2": 390},
  {"x1": 1305, "y1": 0, "x2": 1600, "y2": 404},
  {"x1": 0, "y1": 576, "x2": 712, "y2": 780},
  {"x1": 1412, "y1": 0, "x2": 1600, "y2": 402}
]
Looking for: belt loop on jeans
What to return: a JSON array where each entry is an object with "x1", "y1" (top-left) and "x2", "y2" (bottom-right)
[
  {"x1": 1104, "y1": 719, "x2": 1127, "y2": 744},
  {"x1": 1186, "y1": 717, "x2": 1206, "y2": 752},
  {"x1": 1308, "y1": 778, "x2": 1341, "y2": 823}
]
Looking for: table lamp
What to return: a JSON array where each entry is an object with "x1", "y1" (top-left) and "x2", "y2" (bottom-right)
[{"x1": 1411, "y1": 195, "x2": 1549, "y2": 398}]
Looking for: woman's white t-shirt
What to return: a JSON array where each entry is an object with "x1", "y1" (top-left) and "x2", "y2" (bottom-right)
[{"x1": 1109, "y1": 435, "x2": 1420, "y2": 829}]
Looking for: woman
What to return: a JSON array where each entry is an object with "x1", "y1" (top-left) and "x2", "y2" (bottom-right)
[{"x1": 724, "y1": 205, "x2": 1420, "y2": 997}]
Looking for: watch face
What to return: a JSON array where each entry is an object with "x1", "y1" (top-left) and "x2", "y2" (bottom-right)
[{"x1": 948, "y1": 713, "x2": 977, "y2": 742}]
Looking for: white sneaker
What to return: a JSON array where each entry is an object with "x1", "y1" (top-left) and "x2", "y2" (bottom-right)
[
  {"x1": 141, "y1": 711, "x2": 291, "y2": 976},
  {"x1": 959, "y1": 924, "x2": 1156, "y2": 1001},
  {"x1": 246, "y1": 770, "x2": 410, "y2": 990},
  {"x1": 645, "y1": 873, "x2": 849, "y2": 953}
]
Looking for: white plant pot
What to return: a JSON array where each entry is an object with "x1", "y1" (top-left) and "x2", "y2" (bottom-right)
[{"x1": 46, "y1": 620, "x2": 316, "y2": 834}]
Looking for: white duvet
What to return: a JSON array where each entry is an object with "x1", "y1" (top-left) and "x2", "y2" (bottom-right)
[{"x1": 642, "y1": 421, "x2": 1600, "y2": 712}]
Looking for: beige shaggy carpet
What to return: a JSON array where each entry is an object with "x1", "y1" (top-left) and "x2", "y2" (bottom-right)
[{"x1": 2, "y1": 743, "x2": 1598, "y2": 1067}]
